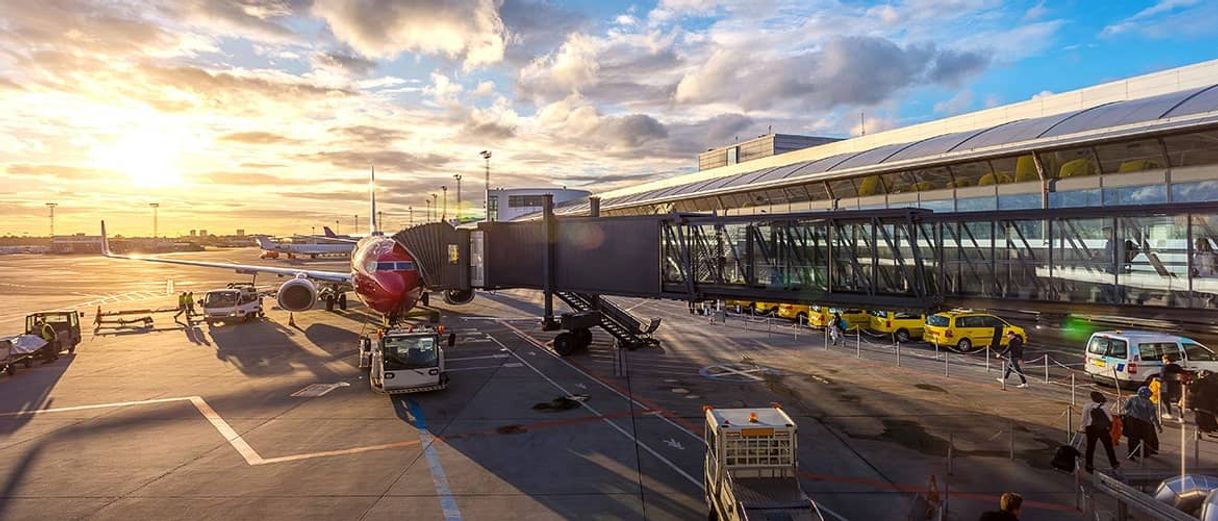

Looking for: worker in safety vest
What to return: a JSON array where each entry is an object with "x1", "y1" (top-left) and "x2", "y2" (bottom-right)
[
  {"x1": 37, "y1": 318, "x2": 58, "y2": 362},
  {"x1": 174, "y1": 292, "x2": 188, "y2": 320},
  {"x1": 185, "y1": 291, "x2": 196, "y2": 319}
]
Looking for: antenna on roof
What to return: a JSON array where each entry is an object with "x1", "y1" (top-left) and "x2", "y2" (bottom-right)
[{"x1": 860, "y1": 112, "x2": 866, "y2": 136}]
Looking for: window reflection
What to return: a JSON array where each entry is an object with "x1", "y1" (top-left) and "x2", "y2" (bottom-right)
[
  {"x1": 1040, "y1": 147, "x2": 1099, "y2": 179},
  {"x1": 948, "y1": 161, "x2": 992, "y2": 187},
  {"x1": 1165, "y1": 131, "x2": 1218, "y2": 167},
  {"x1": 1102, "y1": 185, "x2": 1167, "y2": 206},
  {"x1": 998, "y1": 193, "x2": 1041, "y2": 210},
  {"x1": 1049, "y1": 189, "x2": 1102, "y2": 208},
  {"x1": 1095, "y1": 139, "x2": 1164, "y2": 174},
  {"x1": 1172, "y1": 181, "x2": 1218, "y2": 202},
  {"x1": 987, "y1": 155, "x2": 1039, "y2": 184},
  {"x1": 956, "y1": 196, "x2": 997, "y2": 212}
]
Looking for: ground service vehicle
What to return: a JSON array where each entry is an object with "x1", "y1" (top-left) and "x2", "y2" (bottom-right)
[
  {"x1": 923, "y1": 310, "x2": 1026, "y2": 353},
  {"x1": 0, "y1": 336, "x2": 43, "y2": 375},
  {"x1": 200, "y1": 284, "x2": 264, "y2": 325},
  {"x1": 868, "y1": 310, "x2": 925, "y2": 342},
  {"x1": 704, "y1": 405, "x2": 824, "y2": 521},
  {"x1": 360, "y1": 325, "x2": 456, "y2": 394},
  {"x1": 752, "y1": 301, "x2": 781, "y2": 316},
  {"x1": 1085, "y1": 330, "x2": 1218, "y2": 387},
  {"x1": 776, "y1": 303, "x2": 810, "y2": 322},
  {"x1": 25, "y1": 311, "x2": 82, "y2": 360}
]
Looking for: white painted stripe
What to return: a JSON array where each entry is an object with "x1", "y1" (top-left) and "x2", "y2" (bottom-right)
[
  {"x1": 188, "y1": 396, "x2": 264, "y2": 465},
  {"x1": 487, "y1": 334, "x2": 704, "y2": 490},
  {"x1": 0, "y1": 396, "x2": 193, "y2": 417},
  {"x1": 446, "y1": 363, "x2": 521, "y2": 372},
  {"x1": 445, "y1": 354, "x2": 509, "y2": 362}
]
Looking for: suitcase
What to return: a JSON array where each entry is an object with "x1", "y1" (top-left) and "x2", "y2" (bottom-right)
[{"x1": 1051, "y1": 433, "x2": 1082, "y2": 473}]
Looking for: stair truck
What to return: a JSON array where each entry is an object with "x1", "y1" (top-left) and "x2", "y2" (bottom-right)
[
  {"x1": 704, "y1": 405, "x2": 825, "y2": 521},
  {"x1": 359, "y1": 324, "x2": 456, "y2": 394}
]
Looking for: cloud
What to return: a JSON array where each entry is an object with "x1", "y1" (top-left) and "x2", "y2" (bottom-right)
[
  {"x1": 312, "y1": 51, "x2": 378, "y2": 76},
  {"x1": 500, "y1": 0, "x2": 587, "y2": 63},
  {"x1": 461, "y1": 97, "x2": 519, "y2": 140},
  {"x1": 175, "y1": 0, "x2": 301, "y2": 43},
  {"x1": 218, "y1": 131, "x2": 296, "y2": 144},
  {"x1": 312, "y1": 0, "x2": 508, "y2": 69},
  {"x1": 933, "y1": 89, "x2": 975, "y2": 115},
  {"x1": 472, "y1": 80, "x2": 496, "y2": 97},
  {"x1": 303, "y1": 150, "x2": 451, "y2": 172},
  {"x1": 675, "y1": 36, "x2": 990, "y2": 110},
  {"x1": 199, "y1": 171, "x2": 292, "y2": 185},
  {"x1": 137, "y1": 65, "x2": 357, "y2": 111},
  {"x1": 333, "y1": 125, "x2": 409, "y2": 146},
  {"x1": 6, "y1": 163, "x2": 106, "y2": 180},
  {"x1": 1101, "y1": 0, "x2": 1218, "y2": 39}
]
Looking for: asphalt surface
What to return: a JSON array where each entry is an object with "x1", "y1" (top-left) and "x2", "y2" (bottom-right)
[{"x1": 0, "y1": 248, "x2": 1214, "y2": 520}]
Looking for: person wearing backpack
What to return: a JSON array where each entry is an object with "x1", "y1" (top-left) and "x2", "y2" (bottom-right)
[
  {"x1": 1081, "y1": 391, "x2": 1120, "y2": 473},
  {"x1": 828, "y1": 312, "x2": 844, "y2": 346}
]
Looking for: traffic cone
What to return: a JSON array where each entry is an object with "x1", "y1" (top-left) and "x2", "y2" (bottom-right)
[{"x1": 288, "y1": 313, "x2": 296, "y2": 327}]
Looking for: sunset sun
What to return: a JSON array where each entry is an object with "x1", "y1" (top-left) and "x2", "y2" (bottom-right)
[{"x1": 91, "y1": 129, "x2": 185, "y2": 188}]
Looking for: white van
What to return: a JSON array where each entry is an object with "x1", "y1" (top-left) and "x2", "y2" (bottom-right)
[{"x1": 1084, "y1": 330, "x2": 1218, "y2": 387}]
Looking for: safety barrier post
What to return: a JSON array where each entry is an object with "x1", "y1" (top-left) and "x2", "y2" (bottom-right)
[
  {"x1": 1066, "y1": 406, "x2": 1073, "y2": 443},
  {"x1": 1070, "y1": 373, "x2": 1076, "y2": 407},
  {"x1": 824, "y1": 328, "x2": 829, "y2": 351},
  {"x1": 934, "y1": 341, "x2": 940, "y2": 360},
  {"x1": 1195, "y1": 427, "x2": 1201, "y2": 469},
  {"x1": 947, "y1": 432, "x2": 954, "y2": 476},
  {"x1": 856, "y1": 327, "x2": 861, "y2": 353},
  {"x1": 897, "y1": 340, "x2": 902, "y2": 367},
  {"x1": 1001, "y1": 361, "x2": 1007, "y2": 391},
  {"x1": 985, "y1": 347, "x2": 991, "y2": 373},
  {"x1": 944, "y1": 352, "x2": 949, "y2": 376},
  {"x1": 1044, "y1": 355, "x2": 1050, "y2": 384},
  {"x1": 1009, "y1": 420, "x2": 1015, "y2": 460}
]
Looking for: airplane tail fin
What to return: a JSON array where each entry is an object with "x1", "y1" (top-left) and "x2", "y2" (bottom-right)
[
  {"x1": 100, "y1": 220, "x2": 112, "y2": 257},
  {"x1": 370, "y1": 166, "x2": 380, "y2": 235},
  {"x1": 323, "y1": 226, "x2": 337, "y2": 238},
  {"x1": 253, "y1": 236, "x2": 276, "y2": 250}
]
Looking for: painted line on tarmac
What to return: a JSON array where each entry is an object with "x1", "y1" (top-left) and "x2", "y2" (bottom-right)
[
  {"x1": 405, "y1": 398, "x2": 463, "y2": 521},
  {"x1": 446, "y1": 354, "x2": 509, "y2": 362},
  {"x1": 499, "y1": 320, "x2": 705, "y2": 441},
  {"x1": 487, "y1": 333, "x2": 705, "y2": 490},
  {"x1": 446, "y1": 363, "x2": 522, "y2": 372}
]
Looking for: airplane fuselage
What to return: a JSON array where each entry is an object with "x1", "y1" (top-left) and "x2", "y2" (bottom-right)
[{"x1": 349, "y1": 236, "x2": 422, "y2": 319}]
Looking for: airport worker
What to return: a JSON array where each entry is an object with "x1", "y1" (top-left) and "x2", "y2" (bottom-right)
[
  {"x1": 977, "y1": 492, "x2": 1022, "y2": 520},
  {"x1": 828, "y1": 312, "x2": 844, "y2": 346},
  {"x1": 186, "y1": 291, "x2": 196, "y2": 317},
  {"x1": 996, "y1": 330, "x2": 1028, "y2": 388},
  {"x1": 174, "y1": 292, "x2": 188, "y2": 319},
  {"x1": 1122, "y1": 386, "x2": 1161, "y2": 458},
  {"x1": 1081, "y1": 391, "x2": 1120, "y2": 473},
  {"x1": 1162, "y1": 354, "x2": 1186, "y2": 419},
  {"x1": 37, "y1": 318, "x2": 56, "y2": 344}
]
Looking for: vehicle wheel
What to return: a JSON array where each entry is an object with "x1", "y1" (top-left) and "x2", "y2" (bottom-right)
[
  {"x1": 338, "y1": 293, "x2": 348, "y2": 310},
  {"x1": 955, "y1": 338, "x2": 973, "y2": 353},
  {"x1": 324, "y1": 295, "x2": 335, "y2": 312},
  {"x1": 573, "y1": 327, "x2": 592, "y2": 347},
  {"x1": 68, "y1": 344, "x2": 76, "y2": 354},
  {"x1": 896, "y1": 329, "x2": 911, "y2": 343},
  {"x1": 554, "y1": 333, "x2": 578, "y2": 356}
]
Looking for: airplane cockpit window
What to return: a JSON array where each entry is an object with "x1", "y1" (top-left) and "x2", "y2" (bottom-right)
[
  {"x1": 375, "y1": 261, "x2": 417, "y2": 271},
  {"x1": 383, "y1": 336, "x2": 438, "y2": 369}
]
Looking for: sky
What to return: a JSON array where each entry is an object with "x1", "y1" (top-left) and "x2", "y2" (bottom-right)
[{"x1": 2, "y1": 0, "x2": 1218, "y2": 237}]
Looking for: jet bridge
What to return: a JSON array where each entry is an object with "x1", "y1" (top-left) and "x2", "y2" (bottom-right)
[{"x1": 393, "y1": 198, "x2": 1218, "y2": 347}]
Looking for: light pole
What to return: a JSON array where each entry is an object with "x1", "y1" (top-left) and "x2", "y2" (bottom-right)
[
  {"x1": 453, "y1": 174, "x2": 462, "y2": 222},
  {"x1": 480, "y1": 150, "x2": 492, "y2": 221},
  {"x1": 425, "y1": 199, "x2": 432, "y2": 222},
  {"x1": 409, "y1": 206, "x2": 413, "y2": 226},
  {"x1": 45, "y1": 202, "x2": 57, "y2": 238},
  {"x1": 334, "y1": 220, "x2": 340, "y2": 235},
  {"x1": 353, "y1": 214, "x2": 359, "y2": 235},
  {"x1": 149, "y1": 203, "x2": 159, "y2": 238},
  {"x1": 441, "y1": 185, "x2": 448, "y2": 222},
  {"x1": 430, "y1": 193, "x2": 438, "y2": 221},
  {"x1": 377, "y1": 210, "x2": 383, "y2": 232}
]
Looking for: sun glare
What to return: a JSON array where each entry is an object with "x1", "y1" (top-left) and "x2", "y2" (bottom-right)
[{"x1": 92, "y1": 128, "x2": 185, "y2": 187}]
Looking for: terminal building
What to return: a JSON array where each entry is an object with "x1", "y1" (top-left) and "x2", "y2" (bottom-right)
[
  {"x1": 551, "y1": 60, "x2": 1218, "y2": 218},
  {"x1": 487, "y1": 187, "x2": 590, "y2": 222}
]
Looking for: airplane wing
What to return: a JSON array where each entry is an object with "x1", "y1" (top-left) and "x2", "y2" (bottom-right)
[{"x1": 100, "y1": 221, "x2": 352, "y2": 284}]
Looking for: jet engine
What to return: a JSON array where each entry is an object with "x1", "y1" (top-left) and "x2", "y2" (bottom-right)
[
  {"x1": 443, "y1": 289, "x2": 475, "y2": 305},
  {"x1": 277, "y1": 277, "x2": 318, "y2": 312}
]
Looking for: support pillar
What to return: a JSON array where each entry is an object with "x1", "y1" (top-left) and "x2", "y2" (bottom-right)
[
  {"x1": 589, "y1": 196, "x2": 601, "y2": 218},
  {"x1": 542, "y1": 194, "x2": 559, "y2": 330}
]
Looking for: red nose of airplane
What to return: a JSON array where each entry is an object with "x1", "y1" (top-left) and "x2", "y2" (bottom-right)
[{"x1": 352, "y1": 238, "x2": 423, "y2": 316}]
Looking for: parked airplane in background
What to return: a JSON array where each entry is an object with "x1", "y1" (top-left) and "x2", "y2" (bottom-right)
[
  {"x1": 254, "y1": 235, "x2": 354, "y2": 260},
  {"x1": 98, "y1": 168, "x2": 458, "y2": 322}
]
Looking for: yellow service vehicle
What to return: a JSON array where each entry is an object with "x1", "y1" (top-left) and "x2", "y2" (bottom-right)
[
  {"x1": 923, "y1": 310, "x2": 1027, "y2": 353},
  {"x1": 776, "y1": 303, "x2": 811, "y2": 322},
  {"x1": 868, "y1": 310, "x2": 925, "y2": 342}
]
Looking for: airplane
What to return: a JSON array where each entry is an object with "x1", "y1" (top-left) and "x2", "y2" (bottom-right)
[
  {"x1": 99, "y1": 168, "x2": 470, "y2": 323},
  {"x1": 254, "y1": 235, "x2": 354, "y2": 260}
]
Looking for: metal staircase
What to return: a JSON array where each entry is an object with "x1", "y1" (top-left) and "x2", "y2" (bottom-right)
[{"x1": 555, "y1": 291, "x2": 660, "y2": 350}]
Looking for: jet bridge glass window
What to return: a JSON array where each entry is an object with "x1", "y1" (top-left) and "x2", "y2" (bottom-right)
[
  {"x1": 988, "y1": 154, "x2": 1040, "y2": 184},
  {"x1": 1040, "y1": 147, "x2": 1100, "y2": 180},
  {"x1": 1164, "y1": 131, "x2": 1218, "y2": 168},
  {"x1": 1094, "y1": 139, "x2": 1165, "y2": 174},
  {"x1": 947, "y1": 161, "x2": 993, "y2": 188}
]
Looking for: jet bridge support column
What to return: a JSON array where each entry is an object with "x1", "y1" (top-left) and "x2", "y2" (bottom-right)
[{"x1": 541, "y1": 194, "x2": 559, "y2": 330}]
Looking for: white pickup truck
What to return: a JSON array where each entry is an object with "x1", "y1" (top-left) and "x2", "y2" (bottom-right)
[{"x1": 200, "y1": 284, "x2": 264, "y2": 325}]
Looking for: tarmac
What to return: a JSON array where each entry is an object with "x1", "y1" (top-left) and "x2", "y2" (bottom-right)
[{"x1": 0, "y1": 248, "x2": 1214, "y2": 520}]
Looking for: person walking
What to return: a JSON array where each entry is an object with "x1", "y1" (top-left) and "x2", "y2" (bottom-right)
[
  {"x1": 174, "y1": 292, "x2": 188, "y2": 320},
  {"x1": 978, "y1": 492, "x2": 1022, "y2": 520},
  {"x1": 997, "y1": 330, "x2": 1028, "y2": 388},
  {"x1": 1162, "y1": 354, "x2": 1186, "y2": 420},
  {"x1": 1081, "y1": 391, "x2": 1120, "y2": 473},
  {"x1": 1122, "y1": 386, "x2": 1162, "y2": 459},
  {"x1": 185, "y1": 291, "x2": 196, "y2": 319},
  {"x1": 828, "y1": 312, "x2": 844, "y2": 346}
]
